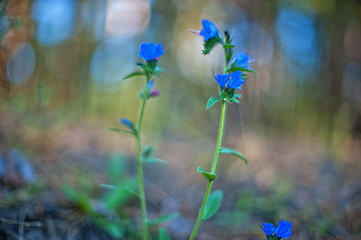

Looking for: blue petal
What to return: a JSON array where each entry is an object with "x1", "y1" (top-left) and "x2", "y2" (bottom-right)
[
  {"x1": 282, "y1": 230, "x2": 293, "y2": 239},
  {"x1": 154, "y1": 43, "x2": 164, "y2": 58},
  {"x1": 147, "y1": 42, "x2": 156, "y2": 60},
  {"x1": 231, "y1": 52, "x2": 252, "y2": 70},
  {"x1": 228, "y1": 70, "x2": 244, "y2": 89},
  {"x1": 200, "y1": 19, "x2": 218, "y2": 41},
  {"x1": 261, "y1": 223, "x2": 275, "y2": 236},
  {"x1": 139, "y1": 42, "x2": 150, "y2": 60},
  {"x1": 275, "y1": 220, "x2": 292, "y2": 238},
  {"x1": 202, "y1": 19, "x2": 212, "y2": 32},
  {"x1": 215, "y1": 73, "x2": 229, "y2": 87}
]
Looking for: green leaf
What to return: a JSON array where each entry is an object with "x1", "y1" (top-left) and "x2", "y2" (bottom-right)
[
  {"x1": 220, "y1": 147, "x2": 248, "y2": 164},
  {"x1": 159, "y1": 227, "x2": 172, "y2": 240},
  {"x1": 143, "y1": 157, "x2": 168, "y2": 165},
  {"x1": 242, "y1": 68, "x2": 256, "y2": 74},
  {"x1": 206, "y1": 97, "x2": 220, "y2": 110},
  {"x1": 197, "y1": 166, "x2": 216, "y2": 181},
  {"x1": 223, "y1": 44, "x2": 235, "y2": 49},
  {"x1": 96, "y1": 220, "x2": 124, "y2": 238},
  {"x1": 62, "y1": 185, "x2": 94, "y2": 214},
  {"x1": 103, "y1": 180, "x2": 137, "y2": 209},
  {"x1": 202, "y1": 37, "x2": 222, "y2": 55},
  {"x1": 148, "y1": 213, "x2": 181, "y2": 226},
  {"x1": 108, "y1": 128, "x2": 136, "y2": 136},
  {"x1": 226, "y1": 66, "x2": 256, "y2": 74},
  {"x1": 100, "y1": 184, "x2": 140, "y2": 197},
  {"x1": 202, "y1": 190, "x2": 223, "y2": 220},
  {"x1": 123, "y1": 71, "x2": 145, "y2": 80},
  {"x1": 143, "y1": 145, "x2": 154, "y2": 158}
]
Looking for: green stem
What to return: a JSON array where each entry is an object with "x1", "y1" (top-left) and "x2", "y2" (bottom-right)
[
  {"x1": 189, "y1": 101, "x2": 226, "y2": 240},
  {"x1": 136, "y1": 80, "x2": 149, "y2": 240}
]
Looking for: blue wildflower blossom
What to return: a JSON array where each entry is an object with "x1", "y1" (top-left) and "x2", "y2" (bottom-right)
[
  {"x1": 227, "y1": 70, "x2": 245, "y2": 90},
  {"x1": 215, "y1": 73, "x2": 229, "y2": 88},
  {"x1": 200, "y1": 19, "x2": 219, "y2": 41},
  {"x1": 233, "y1": 52, "x2": 251, "y2": 69},
  {"x1": 275, "y1": 220, "x2": 293, "y2": 239},
  {"x1": 139, "y1": 42, "x2": 164, "y2": 61},
  {"x1": 121, "y1": 118, "x2": 133, "y2": 129},
  {"x1": 261, "y1": 223, "x2": 275, "y2": 236}
]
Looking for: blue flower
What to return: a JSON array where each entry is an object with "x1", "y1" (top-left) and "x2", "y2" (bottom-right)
[
  {"x1": 227, "y1": 71, "x2": 245, "y2": 90},
  {"x1": 261, "y1": 223, "x2": 275, "y2": 236},
  {"x1": 200, "y1": 19, "x2": 219, "y2": 41},
  {"x1": 139, "y1": 42, "x2": 164, "y2": 61},
  {"x1": 121, "y1": 118, "x2": 133, "y2": 129},
  {"x1": 233, "y1": 52, "x2": 251, "y2": 69},
  {"x1": 275, "y1": 220, "x2": 292, "y2": 239},
  {"x1": 215, "y1": 73, "x2": 229, "y2": 88}
]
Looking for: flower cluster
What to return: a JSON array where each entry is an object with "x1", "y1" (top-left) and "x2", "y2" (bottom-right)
[
  {"x1": 215, "y1": 70, "x2": 245, "y2": 90},
  {"x1": 192, "y1": 19, "x2": 254, "y2": 106},
  {"x1": 121, "y1": 42, "x2": 164, "y2": 134},
  {"x1": 124, "y1": 42, "x2": 164, "y2": 81},
  {"x1": 261, "y1": 220, "x2": 293, "y2": 239}
]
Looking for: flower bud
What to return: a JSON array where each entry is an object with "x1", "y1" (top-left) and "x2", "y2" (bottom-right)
[
  {"x1": 121, "y1": 118, "x2": 133, "y2": 129},
  {"x1": 149, "y1": 90, "x2": 160, "y2": 98}
]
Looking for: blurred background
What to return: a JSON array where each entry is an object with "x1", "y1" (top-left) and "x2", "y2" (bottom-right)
[{"x1": 1, "y1": 0, "x2": 361, "y2": 239}]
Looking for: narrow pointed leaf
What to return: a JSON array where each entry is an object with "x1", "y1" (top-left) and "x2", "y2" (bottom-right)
[
  {"x1": 226, "y1": 66, "x2": 256, "y2": 74},
  {"x1": 159, "y1": 228, "x2": 172, "y2": 240},
  {"x1": 206, "y1": 97, "x2": 220, "y2": 110},
  {"x1": 197, "y1": 166, "x2": 216, "y2": 181},
  {"x1": 220, "y1": 147, "x2": 248, "y2": 164},
  {"x1": 143, "y1": 157, "x2": 168, "y2": 165},
  {"x1": 202, "y1": 190, "x2": 223, "y2": 220},
  {"x1": 108, "y1": 128, "x2": 136, "y2": 136},
  {"x1": 100, "y1": 184, "x2": 140, "y2": 197},
  {"x1": 223, "y1": 44, "x2": 235, "y2": 49},
  {"x1": 148, "y1": 213, "x2": 181, "y2": 226},
  {"x1": 123, "y1": 71, "x2": 145, "y2": 80}
]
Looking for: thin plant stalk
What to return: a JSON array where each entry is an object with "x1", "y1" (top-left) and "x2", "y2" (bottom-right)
[
  {"x1": 189, "y1": 100, "x2": 226, "y2": 240},
  {"x1": 136, "y1": 79, "x2": 149, "y2": 240}
]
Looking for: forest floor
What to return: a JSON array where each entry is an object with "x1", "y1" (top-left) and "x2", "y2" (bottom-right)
[{"x1": 0, "y1": 123, "x2": 361, "y2": 240}]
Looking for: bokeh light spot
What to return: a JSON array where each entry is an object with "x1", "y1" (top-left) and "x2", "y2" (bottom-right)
[
  {"x1": 276, "y1": 7, "x2": 320, "y2": 82},
  {"x1": 343, "y1": 61, "x2": 361, "y2": 103},
  {"x1": 31, "y1": 0, "x2": 75, "y2": 46},
  {"x1": 7, "y1": 42, "x2": 36, "y2": 85},
  {"x1": 90, "y1": 37, "x2": 136, "y2": 91}
]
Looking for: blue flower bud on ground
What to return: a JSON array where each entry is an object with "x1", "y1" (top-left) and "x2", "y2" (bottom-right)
[
  {"x1": 261, "y1": 223, "x2": 275, "y2": 236},
  {"x1": 233, "y1": 52, "x2": 251, "y2": 69},
  {"x1": 200, "y1": 19, "x2": 219, "y2": 41},
  {"x1": 227, "y1": 70, "x2": 245, "y2": 90},
  {"x1": 121, "y1": 118, "x2": 133, "y2": 129},
  {"x1": 215, "y1": 73, "x2": 230, "y2": 88},
  {"x1": 139, "y1": 42, "x2": 164, "y2": 61},
  {"x1": 147, "y1": 80, "x2": 154, "y2": 91},
  {"x1": 275, "y1": 220, "x2": 292, "y2": 239}
]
